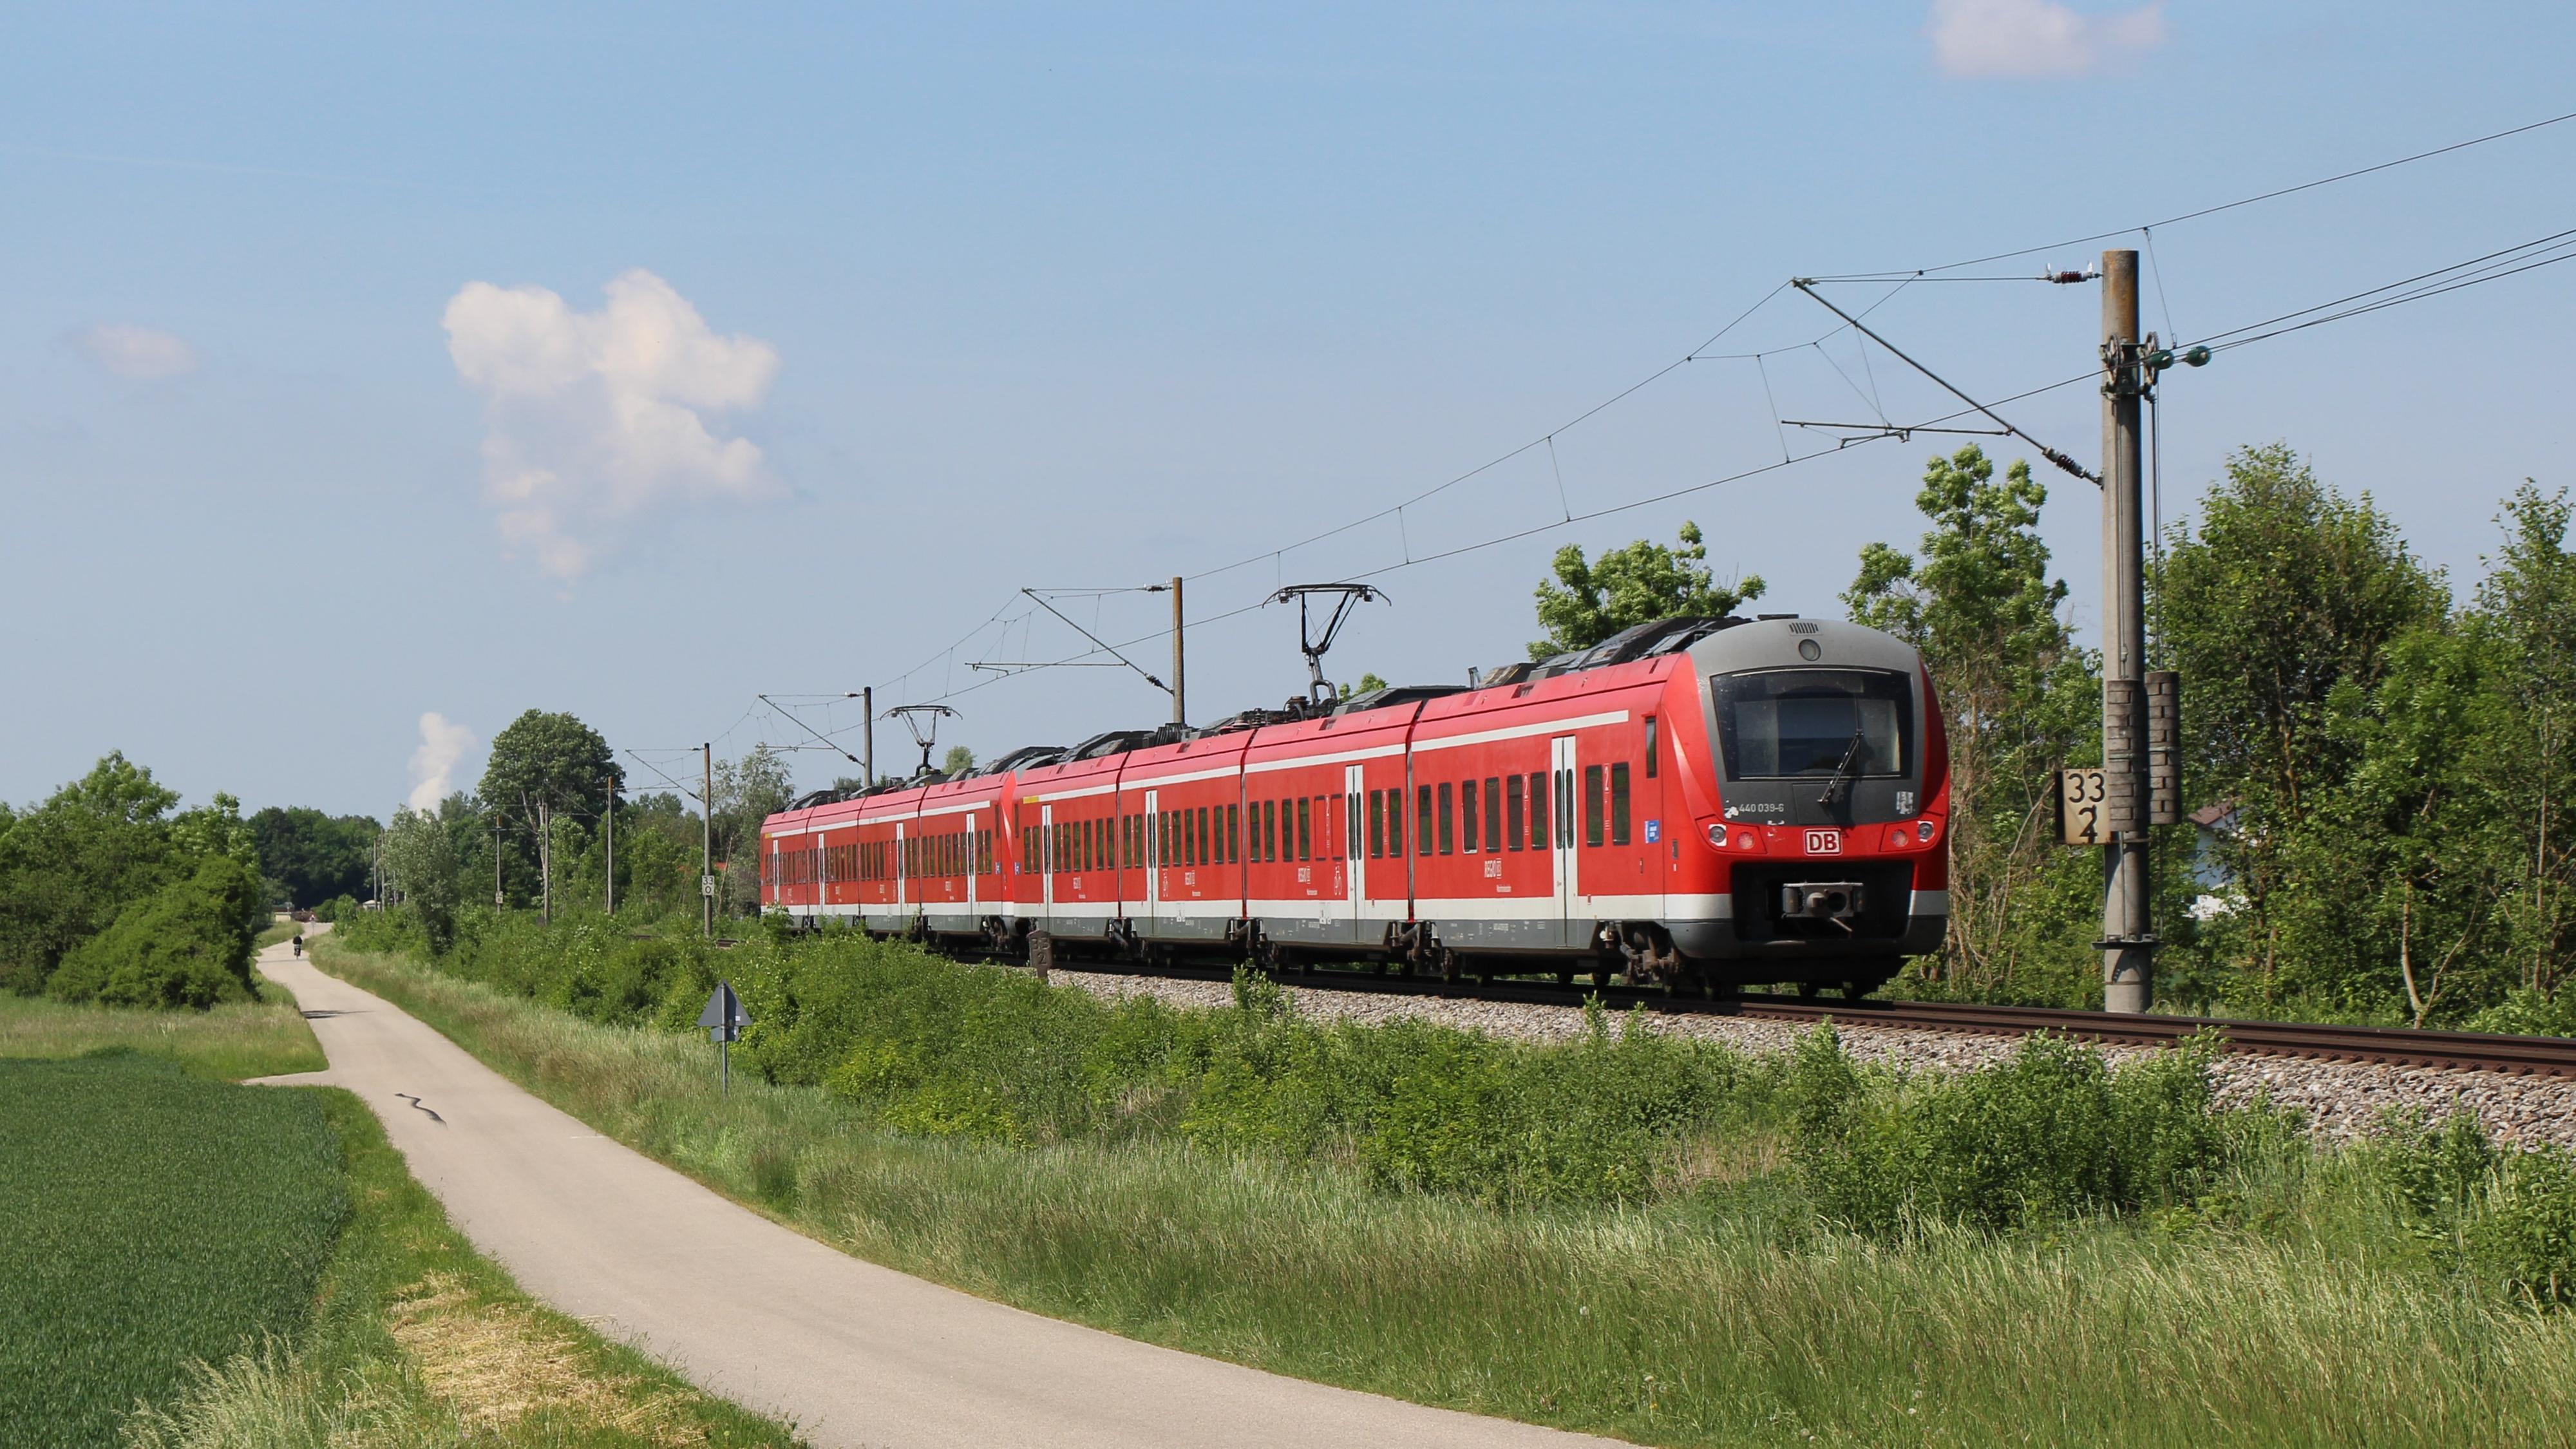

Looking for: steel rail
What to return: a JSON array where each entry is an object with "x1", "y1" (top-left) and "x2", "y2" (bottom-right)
[{"x1": 1036, "y1": 959, "x2": 2576, "y2": 1079}]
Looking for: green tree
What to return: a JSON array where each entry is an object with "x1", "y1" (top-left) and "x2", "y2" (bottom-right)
[
  {"x1": 378, "y1": 805, "x2": 466, "y2": 952},
  {"x1": 0, "y1": 753, "x2": 185, "y2": 994},
  {"x1": 1529, "y1": 522, "x2": 1765, "y2": 659},
  {"x1": 942, "y1": 745, "x2": 977, "y2": 777},
  {"x1": 712, "y1": 746, "x2": 792, "y2": 916},
  {"x1": 2472, "y1": 484, "x2": 2576, "y2": 996},
  {"x1": 479, "y1": 711, "x2": 620, "y2": 923},
  {"x1": 249, "y1": 806, "x2": 379, "y2": 907},
  {"x1": 2155, "y1": 444, "x2": 2447, "y2": 999},
  {"x1": 1845, "y1": 446, "x2": 2101, "y2": 1003},
  {"x1": 2299, "y1": 624, "x2": 2519, "y2": 1022}
]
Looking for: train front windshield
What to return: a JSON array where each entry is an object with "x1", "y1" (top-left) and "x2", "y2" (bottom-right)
[{"x1": 1714, "y1": 668, "x2": 1912, "y2": 779}]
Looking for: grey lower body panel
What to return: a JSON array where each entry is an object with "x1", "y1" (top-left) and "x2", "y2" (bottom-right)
[
  {"x1": 1413, "y1": 917, "x2": 1585, "y2": 952},
  {"x1": 1141, "y1": 914, "x2": 1234, "y2": 943},
  {"x1": 1258, "y1": 917, "x2": 1360, "y2": 947}
]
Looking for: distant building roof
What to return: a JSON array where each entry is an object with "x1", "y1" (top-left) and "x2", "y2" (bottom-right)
[{"x1": 2188, "y1": 801, "x2": 2237, "y2": 829}]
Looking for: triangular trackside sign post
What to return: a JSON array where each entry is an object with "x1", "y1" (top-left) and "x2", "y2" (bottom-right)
[{"x1": 697, "y1": 981, "x2": 753, "y2": 1096}]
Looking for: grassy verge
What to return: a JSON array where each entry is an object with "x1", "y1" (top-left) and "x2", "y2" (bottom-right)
[
  {"x1": 316, "y1": 936, "x2": 2576, "y2": 1448},
  {"x1": 0, "y1": 980, "x2": 324, "y2": 1080},
  {"x1": 123, "y1": 1088, "x2": 805, "y2": 1448}
]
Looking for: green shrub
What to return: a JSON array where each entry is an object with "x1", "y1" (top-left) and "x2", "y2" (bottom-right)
[
  {"x1": 2362, "y1": 1110, "x2": 2576, "y2": 1309},
  {"x1": 1788, "y1": 1023, "x2": 2251, "y2": 1233},
  {"x1": 44, "y1": 856, "x2": 263, "y2": 1010},
  {"x1": 2466, "y1": 989, "x2": 2576, "y2": 1038}
]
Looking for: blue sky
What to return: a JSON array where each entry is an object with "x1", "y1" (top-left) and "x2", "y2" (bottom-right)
[{"x1": 5, "y1": 2, "x2": 2571, "y2": 817}]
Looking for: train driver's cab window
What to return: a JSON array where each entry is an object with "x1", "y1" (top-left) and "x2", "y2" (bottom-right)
[{"x1": 1712, "y1": 668, "x2": 1913, "y2": 781}]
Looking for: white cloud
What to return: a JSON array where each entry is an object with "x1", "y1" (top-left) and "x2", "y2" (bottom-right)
[
  {"x1": 442, "y1": 270, "x2": 782, "y2": 578},
  {"x1": 1928, "y1": 0, "x2": 2164, "y2": 78},
  {"x1": 71, "y1": 323, "x2": 199, "y2": 381},
  {"x1": 408, "y1": 712, "x2": 476, "y2": 811}
]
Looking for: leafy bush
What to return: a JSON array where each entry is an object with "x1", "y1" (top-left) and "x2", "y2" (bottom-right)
[
  {"x1": 1786, "y1": 1023, "x2": 2254, "y2": 1233},
  {"x1": 350, "y1": 916, "x2": 1772, "y2": 1208},
  {"x1": 2362, "y1": 1110, "x2": 2576, "y2": 1309},
  {"x1": 44, "y1": 856, "x2": 264, "y2": 1010},
  {"x1": 2465, "y1": 988, "x2": 2576, "y2": 1038}
]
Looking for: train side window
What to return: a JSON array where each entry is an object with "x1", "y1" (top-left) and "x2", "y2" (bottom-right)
[
  {"x1": 1388, "y1": 786, "x2": 1405, "y2": 858},
  {"x1": 1437, "y1": 782, "x2": 1455, "y2": 855},
  {"x1": 1416, "y1": 786, "x2": 1432, "y2": 855},
  {"x1": 1461, "y1": 781, "x2": 1479, "y2": 853},
  {"x1": 1222, "y1": 804, "x2": 1236, "y2": 864},
  {"x1": 1557, "y1": 769, "x2": 1575, "y2": 848},
  {"x1": 1506, "y1": 776, "x2": 1524, "y2": 851},
  {"x1": 1585, "y1": 765, "x2": 1605, "y2": 846},
  {"x1": 1368, "y1": 790, "x2": 1385, "y2": 858},
  {"x1": 1196, "y1": 806, "x2": 1209, "y2": 867},
  {"x1": 1290, "y1": 797, "x2": 1307, "y2": 861},
  {"x1": 1524, "y1": 772, "x2": 1543, "y2": 849},
  {"x1": 1644, "y1": 717, "x2": 1659, "y2": 779},
  {"x1": 1334, "y1": 794, "x2": 1348, "y2": 859},
  {"x1": 1483, "y1": 777, "x2": 1502, "y2": 853}
]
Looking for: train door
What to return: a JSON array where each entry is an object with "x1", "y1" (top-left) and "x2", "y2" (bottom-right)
[
  {"x1": 1142, "y1": 789, "x2": 1160, "y2": 938},
  {"x1": 893, "y1": 822, "x2": 907, "y2": 918},
  {"x1": 965, "y1": 809, "x2": 980, "y2": 912},
  {"x1": 1340, "y1": 764, "x2": 1365, "y2": 945},
  {"x1": 1550, "y1": 735, "x2": 1579, "y2": 945},
  {"x1": 1039, "y1": 802, "x2": 1055, "y2": 926}
]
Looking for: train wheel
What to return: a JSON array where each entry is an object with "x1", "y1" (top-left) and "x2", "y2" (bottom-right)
[
  {"x1": 1797, "y1": 980, "x2": 1821, "y2": 999},
  {"x1": 1439, "y1": 951, "x2": 1463, "y2": 985},
  {"x1": 1589, "y1": 965, "x2": 1611, "y2": 990},
  {"x1": 1554, "y1": 968, "x2": 1575, "y2": 986}
]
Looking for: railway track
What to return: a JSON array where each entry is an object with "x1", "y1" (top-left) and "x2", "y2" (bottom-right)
[{"x1": 1046, "y1": 959, "x2": 2576, "y2": 1079}]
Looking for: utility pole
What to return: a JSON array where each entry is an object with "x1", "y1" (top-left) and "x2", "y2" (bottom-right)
[
  {"x1": 493, "y1": 814, "x2": 505, "y2": 909},
  {"x1": 2099, "y1": 249, "x2": 2154, "y2": 1013},
  {"x1": 1170, "y1": 575, "x2": 1186, "y2": 727},
  {"x1": 604, "y1": 777, "x2": 616, "y2": 916},
  {"x1": 861, "y1": 687, "x2": 874, "y2": 787},
  {"x1": 701, "y1": 743, "x2": 715, "y2": 940}
]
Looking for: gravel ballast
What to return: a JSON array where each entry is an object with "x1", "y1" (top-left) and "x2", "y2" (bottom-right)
[{"x1": 1048, "y1": 967, "x2": 2576, "y2": 1151}]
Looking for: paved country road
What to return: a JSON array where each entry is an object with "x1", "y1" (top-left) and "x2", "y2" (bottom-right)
[{"x1": 250, "y1": 940, "x2": 1623, "y2": 1449}]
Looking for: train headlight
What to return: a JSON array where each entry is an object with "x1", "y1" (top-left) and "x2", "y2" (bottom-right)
[
  {"x1": 1707, "y1": 824, "x2": 1725, "y2": 848},
  {"x1": 1886, "y1": 826, "x2": 1909, "y2": 849},
  {"x1": 1917, "y1": 818, "x2": 1938, "y2": 843}
]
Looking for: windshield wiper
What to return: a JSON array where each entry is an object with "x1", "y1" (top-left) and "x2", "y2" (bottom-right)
[{"x1": 1816, "y1": 726, "x2": 1868, "y2": 807}]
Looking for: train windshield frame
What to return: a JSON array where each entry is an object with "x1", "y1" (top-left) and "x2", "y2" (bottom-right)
[{"x1": 1712, "y1": 667, "x2": 1913, "y2": 781}]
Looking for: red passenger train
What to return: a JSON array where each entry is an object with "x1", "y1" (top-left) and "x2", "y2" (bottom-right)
[{"x1": 761, "y1": 614, "x2": 1949, "y2": 994}]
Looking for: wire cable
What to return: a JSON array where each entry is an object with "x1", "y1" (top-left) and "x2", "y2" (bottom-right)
[{"x1": 1812, "y1": 106, "x2": 2576, "y2": 281}]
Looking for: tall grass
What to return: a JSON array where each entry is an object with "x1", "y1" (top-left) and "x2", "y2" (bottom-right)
[
  {"x1": 318, "y1": 936, "x2": 2576, "y2": 1448},
  {"x1": 0, "y1": 980, "x2": 324, "y2": 1081}
]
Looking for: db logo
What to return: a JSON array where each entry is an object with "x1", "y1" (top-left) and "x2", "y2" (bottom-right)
[{"x1": 1803, "y1": 829, "x2": 1842, "y2": 855}]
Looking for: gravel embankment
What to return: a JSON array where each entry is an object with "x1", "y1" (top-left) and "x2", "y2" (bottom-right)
[{"x1": 1050, "y1": 969, "x2": 2576, "y2": 1151}]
